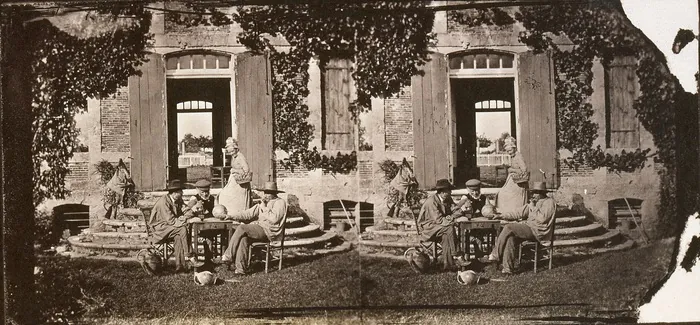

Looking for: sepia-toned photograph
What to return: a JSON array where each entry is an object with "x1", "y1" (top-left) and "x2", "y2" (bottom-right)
[{"x1": 1, "y1": 0, "x2": 699, "y2": 324}]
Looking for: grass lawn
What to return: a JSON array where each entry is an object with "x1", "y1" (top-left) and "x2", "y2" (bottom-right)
[{"x1": 54, "y1": 238, "x2": 673, "y2": 324}]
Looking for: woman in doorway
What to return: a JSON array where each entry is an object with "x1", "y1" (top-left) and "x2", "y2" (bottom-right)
[
  {"x1": 494, "y1": 136, "x2": 528, "y2": 214},
  {"x1": 217, "y1": 138, "x2": 252, "y2": 214}
]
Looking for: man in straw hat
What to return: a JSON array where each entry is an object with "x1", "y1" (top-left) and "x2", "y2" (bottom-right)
[
  {"x1": 487, "y1": 181, "x2": 556, "y2": 274},
  {"x1": 417, "y1": 179, "x2": 470, "y2": 271},
  {"x1": 148, "y1": 179, "x2": 204, "y2": 273},
  {"x1": 217, "y1": 181, "x2": 288, "y2": 275}
]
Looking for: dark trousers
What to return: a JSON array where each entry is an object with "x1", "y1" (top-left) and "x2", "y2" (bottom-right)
[
  {"x1": 223, "y1": 224, "x2": 268, "y2": 272},
  {"x1": 492, "y1": 223, "x2": 536, "y2": 271},
  {"x1": 431, "y1": 225, "x2": 458, "y2": 270},
  {"x1": 154, "y1": 224, "x2": 192, "y2": 269}
]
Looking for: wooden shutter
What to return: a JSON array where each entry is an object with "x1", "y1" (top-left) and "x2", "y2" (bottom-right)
[
  {"x1": 517, "y1": 51, "x2": 557, "y2": 185},
  {"x1": 607, "y1": 56, "x2": 639, "y2": 148},
  {"x1": 323, "y1": 58, "x2": 354, "y2": 150},
  {"x1": 235, "y1": 53, "x2": 273, "y2": 187},
  {"x1": 412, "y1": 52, "x2": 450, "y2": 189},
  {"x1": 129, "y1": 52, "x2": 167, "y2": 191}
]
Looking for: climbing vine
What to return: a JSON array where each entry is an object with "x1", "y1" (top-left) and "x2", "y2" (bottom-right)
[
  {"x1": 232, "y1": 2, "x2": 435, "y2": 172},
  {"x1": 25, "y1": 5, "x2": 152, "y2": 205},
  {"x1": 511, "y1": 3, "x2": 697, "y2": 232},
  {"x1": 514, "y1": 3, "x2": 658, "y2": 173}
]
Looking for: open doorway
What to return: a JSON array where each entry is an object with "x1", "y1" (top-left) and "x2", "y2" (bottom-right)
[
  {"x1": 452, "y1": 77, "x2": 515, "y2": 188},
  {"x1": 167, "y1": 78, "x2": 231, "y2": 188}
]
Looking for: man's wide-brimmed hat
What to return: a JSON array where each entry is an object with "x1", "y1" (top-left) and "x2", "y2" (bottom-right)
[
  {"x1": 433, "y1": 179, "x2": 454, "y2": 190},
  {"x1": 194, "y1": 179, "x2": 211, "y2": 189},
  {"x1": 165, "y1": 179, "x2": 183, "y2": 191},
  {"x1": 256, "y1": 181, "x2": 285, "y2": 193},
  {"x1": 530, "y1": 181, "x2": 553, "y2": 193},
  {"x1": 465, "y1": 179, "x2": 481, "y2": 189}
]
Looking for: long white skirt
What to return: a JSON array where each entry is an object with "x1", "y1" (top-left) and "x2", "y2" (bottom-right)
[
  {"x1": 217, "y1": 176, "x2": 251, "y2": 214},
  {"x1": 494, "y1": 174, "x2": 528, "y2": 214}
]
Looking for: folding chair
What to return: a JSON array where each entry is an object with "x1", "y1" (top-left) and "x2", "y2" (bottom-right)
[
  {"x1": 518, "y1": 217, "x2": 556, "y2": 273},
  {"x1": 247, "y1": 217, "x2": 287, "y2": 273}
]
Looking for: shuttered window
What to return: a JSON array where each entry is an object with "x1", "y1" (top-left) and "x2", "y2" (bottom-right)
[
  {"x1": 322, "y1": 58, "x2": 354, "y2": 150},
  {"x1": 606, "y1": 57, "x2": 640, "y2": 148}
]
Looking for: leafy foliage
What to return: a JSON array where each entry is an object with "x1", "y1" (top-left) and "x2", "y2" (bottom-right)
[
  {"x1": 513, "y1": 3, "x2": 698, "y2": 233},
  {"x1": 232, "y1": 2, "x2": 435, "y2": 172},
  {"x1": 378, "y1": 159, "x2": 427, "y2": 212},
  {"x1": 26, "y1": 7, "x2": 152, "y2": 205},
  {"x1": 516, "y1": 3, "x2": 654, "y2": 174},
  {"x1": 180, "y1": 133, "x2": 213, "y2": 153},
  {"x1": 35, "y1": 256, "x2": 113, "y2": 324},
  {"x1": 93, "y1": 160, "x2": 117, "y2": 185},
  {"x1": 35, "y1": 208, "x2": 58, "y2": 248}
]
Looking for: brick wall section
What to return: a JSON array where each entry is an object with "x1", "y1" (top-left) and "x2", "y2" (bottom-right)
[
  {"x1": 560, "y1": 160, "x2": 594, "y2": 177},
  {"x1": 100, "y1": 87, "x2": 130, "y2": 153},
  {"x1": 359, "y1": 160, "x2": 373, "y2": 189},
  {"x1": 66, "y1": 162, "x2": 89, "y2": 181},
  {"x1": 276, "y1": 165, "x2": 310, "y2": 178},
  {"x1": 385, "y1": 87, "x2": 413, "y2": 151}
]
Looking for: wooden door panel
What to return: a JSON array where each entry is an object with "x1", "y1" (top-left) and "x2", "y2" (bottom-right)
[
  {"x1": 235, "y1": 53, "x2": 274, "y2": 187},
  {"x1": 129, "y1": 52, "x2": 167, "y2": 191},
  {"x1": 517, "y1": 51, "x2": 557, "y2": 186}
]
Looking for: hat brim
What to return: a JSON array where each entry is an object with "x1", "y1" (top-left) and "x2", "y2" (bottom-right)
[{"x1": 166, "y1": 186, "x2": 182, "y2": 191}]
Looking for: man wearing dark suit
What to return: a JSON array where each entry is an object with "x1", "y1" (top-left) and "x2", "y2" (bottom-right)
[{"x1": 416, "y1": 179, "x2": 467, "y2": 271}]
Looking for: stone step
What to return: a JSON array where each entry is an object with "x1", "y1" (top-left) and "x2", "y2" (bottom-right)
[
  {"x1": 364, "y1": 226, "x2": 419, "y2": 238},
  {"x1": 101, "y1": 219, "x2": 147, "y2": 232},
  {"x1": 551, "y1": 229, "x2": 620, "y2": 247},
  {"x1": 284, "y1": 231, "x2": 338, "y2": 247},
  {"x1": 285, "y1": 224, "x2": 320, "y2": 236},
  {"x1": 554, "y1": 223, "x2": 603, "y2": 237},
  {"x1": 555, "y1": 216, "x2": 588, "y2": 227},
  {"x1": 359, "y1": 229, "x2": 621, "y2": 252}
]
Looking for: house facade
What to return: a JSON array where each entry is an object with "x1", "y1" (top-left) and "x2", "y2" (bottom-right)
[{"x1": 67, "y1": 2, "x2": 665, "y2": 238}]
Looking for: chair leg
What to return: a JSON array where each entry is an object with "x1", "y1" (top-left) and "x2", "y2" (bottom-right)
[
  {"x1": 518, "y1": 244, "x2": 523, "y2": 265},
  {"x1": 548, "y1": 247, "x2": 553, "y2": 270},
  {"x1": 247, "y1": 245, "x2": 253, "y2": 267},
  {"x1": 265, "y1": 247, "x2": 271, "y2": 273},
  {"x1": 534, "y1": 243, "x2": 539, "y2": 273},
  {"x1": 278, "y1": 247, "x2": 284, "y2": 271}
]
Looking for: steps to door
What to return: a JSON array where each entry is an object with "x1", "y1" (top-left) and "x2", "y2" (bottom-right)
[
  {"x1": 69, "y1": 195, "x2": 348, "y2": 258},
  {"x1": 359, "y1": 205, "x2": 634, "y2": 258}
]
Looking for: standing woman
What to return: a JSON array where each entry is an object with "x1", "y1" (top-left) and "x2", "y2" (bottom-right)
[
  {"x1": 217, "y1": 138, "x2": 252, "y2": 214},
  {"x1": 494, "y1": 136, "x2": 529, "y2": 214}
]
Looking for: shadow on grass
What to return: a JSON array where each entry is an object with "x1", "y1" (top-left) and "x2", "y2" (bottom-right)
[
  {"x1": 520, "y1": 315, "x2": 637, "y2": 324},
  {"x1": 205, "y1": 302, "x2": 593, "y2": 320}
]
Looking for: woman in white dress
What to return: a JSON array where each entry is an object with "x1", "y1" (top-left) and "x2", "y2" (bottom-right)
[
  {"x1": 494, "y1": 137, "x2": 529, "y2": 214},
  {"x1": 217, "y1": 138, "x2": 252, "y2": 214}
]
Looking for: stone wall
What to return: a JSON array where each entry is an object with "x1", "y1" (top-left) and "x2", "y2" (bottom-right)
[{"x1": 99, "y1": 87, "x2": 130, "y2": 153}]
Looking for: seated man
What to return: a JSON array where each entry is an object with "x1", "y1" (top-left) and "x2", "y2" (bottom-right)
[
  {"x1": 417, "y1": 179, "x2": 468, "y2": 271},
  {"x1": 148, "y1": 179, "x2": 203, "y2": 272},
  {"x1": 487, "y1": 181, "x2": 556, "y2": 274},
  {"x1": 217, "y1": 181, "x2": 287, "y2": 275},
  {"x1": 457, "y1": 179, "x2": 488, "y2": 258},
  {"x1": 187, "y1": 179, "x2": 217, "y2": 262}
]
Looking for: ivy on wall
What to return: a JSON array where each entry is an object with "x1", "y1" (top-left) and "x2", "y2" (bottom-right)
[
  {"x1": 510, "y1": 2, "x2": 696, "y2": 233},
  {"x1": 231, "y1": 2, "x2": 435, "y2": 173},
  {"x1": 25, "y1": 5, "x2": 152, "y2": 205}
]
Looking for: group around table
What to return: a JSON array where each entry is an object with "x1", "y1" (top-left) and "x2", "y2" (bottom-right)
[
  {"x1": 146, "y1": 137, "x2": 288, "y2": 275},
  {"x1": 416, "y1": 136, "x2": 557, "y2": 275}
]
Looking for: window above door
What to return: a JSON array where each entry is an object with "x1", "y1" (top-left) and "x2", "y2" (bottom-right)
[
  {"x1": 449, "y1": 51, "x2": 515, "y2": 78},
  {"x1": 165, "y1": 51, "x2": 231, "y2": 78}
]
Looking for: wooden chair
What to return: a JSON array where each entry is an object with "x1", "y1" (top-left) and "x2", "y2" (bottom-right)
[
  {"x1": 140, "y1": 206, "x2": 174, "y2": 260},
  {"x1": 247, "y1": 217, "x2": 287, "y2": 273},
  {"x1": 210, "y1": 166, "x2": 232, "y2": 188},
  {"x1": 518, "y1": 217, "x2": 556, "y2": 273}
]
